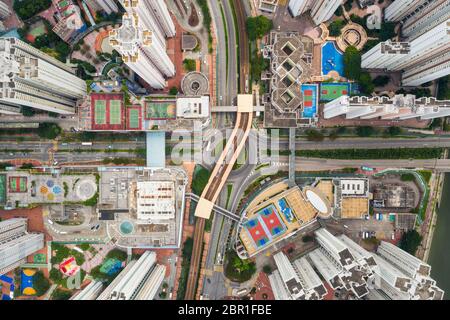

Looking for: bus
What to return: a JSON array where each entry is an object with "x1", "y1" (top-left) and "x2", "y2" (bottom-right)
[
  {"x1": 361, "y1": 166, "x2": 375, "y2": 172},
  {"x1": 81, "y1": 142, "x2": 93, "y2": 146}
]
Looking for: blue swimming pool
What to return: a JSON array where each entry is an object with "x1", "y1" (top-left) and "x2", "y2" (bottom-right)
[
  {"x1": 322, "y1": 41, "x2": 344, "y2": 77},
  {"x1": 278, "y1": 198, "x2": 294, "y2": 223}
]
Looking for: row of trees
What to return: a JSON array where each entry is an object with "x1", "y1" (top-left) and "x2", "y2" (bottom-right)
[{"x1": 295, "y1": 147, "x2": 443, "y2": 160}]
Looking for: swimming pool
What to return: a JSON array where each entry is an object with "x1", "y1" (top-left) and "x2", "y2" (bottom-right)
[
  {"x1": 322, "y1": 41, "x2": 344, "y2": 77},
  {"x1": 278, "y1": 198, "x2": 294, "y2": 223},
  {"x1": 301, "y1": 84, "x2": 318, "y2": 118}
]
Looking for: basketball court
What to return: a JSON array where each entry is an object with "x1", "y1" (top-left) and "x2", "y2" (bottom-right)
[
  {"x1": 320, "y1": 83, "x2": 350, "y2": 101},
  {"x1": 145, "y1": 100, "x2": 176, "y2": 120}
]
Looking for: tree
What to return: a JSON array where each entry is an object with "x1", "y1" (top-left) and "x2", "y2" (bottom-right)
[
  {"x1": 302, "y1": 235, "x2": 314, "y2": 243},
  {"x1": 399, "y1": 230, "x2": 422, "y2": 255},
  {"x1": 262, "y1": 265, "x2": 272, "y2": 274},
  {"x1": 359, "y1": 71, "x2": 375, "y2": 95},
  {"x1": 20, "y1": 163, "x2": 34, "y2": 169},
  {"x1": 246, "y1": 16, "x2": 273, "y2": 41},
  {"x1": 192, "y1": 165, "x2": 211, "y2": 196},
  {"x1": 33, "y1": 271, "x2": 51, "y2": 296},
  {"x1": 305, "y1": 129, "x2": 325, "y2": 142},
  {"x1": 183, "y1": 59, "x2": 196, "y2": 72},
  {"x1": 22, "y1": 106, "x2": 35, "y2": 117},
  {"x1": 37, "y1": 123, "x2": 62, "y2": 139},
  {"x1": 355, "y1": 126, "x2": 375, "y2": 137},
  {"x1": 169, "y1": 87, "x2": 179, "y2": 96},
  {"x1": 385, "y1": 126, "x2": 401, "y2": 136},
  {"x1": 373, "y1": 75, "x2": 390, "y2": 87},
  {"x1": 328, "y1": 19, "x2": 346, "y2": 37},
  {"x1": 13, "y1": 0, "x2": 52, "y2": 20},
  {"x1": 343, "y1": 46, "x2": 361, "y2": 80}
]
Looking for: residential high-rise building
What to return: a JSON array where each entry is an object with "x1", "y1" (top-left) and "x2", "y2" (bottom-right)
[
  {"x1": 385, "y1": 0, "x2": 450, "y2": 41},
  {"x1": 111, "y1": 0, "x2": 175, "y2": 89},
  {"x1": 288, "y1": 0, "x2": 343, "y2": 25},
  {"x1": 365, "y1": 15, "x2": 450, "y2": 86},
  {"x1": 70, "y1": 281, "x2": 104, "y2": 300},
  {"x1": 120, "y1": 0, "x2": 175, "y2": 48},
  {"x1": 0, "y1": 0, "x2": 10, "y2": 20},
  {"x1": 269, "y1": 251, "x2": 327, "y2": 300},
  {"x1": 323, "y1": 94, "x2": 450, "y2": 121},
  {"x1": 0, "y1": 38, "x2": 87, "y2": 115},
  {"x1": 373, "y1": 241, "x2": 444, "y2": 300},
  {"x1": 97, "y1": 251, "x2": 165, "y2": 300},
  {"x1": 0, "y1": 218, "x2": 45, "y2": 275},
  {"x1": 85, "y1": 0, "x2": 119, "y2": 15},
  {"x1": 384, "y1": 0, "x2": 428, "y2": 22},
  {"x1": 278, "y1": 228, "x2": 445, "y2": 300}
]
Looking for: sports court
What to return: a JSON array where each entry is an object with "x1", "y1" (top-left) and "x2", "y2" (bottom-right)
[
  {"x1": 0, "y1": 174, "x2": 6, "y2": 204},
  {"x1": 26, "y1": 20, "x2": 47, "y2": 43},
  {"x1": 278, "y1": 198, "x2": 294, "y2": 223},
  {"x1": 320, "y1": 82, "x2": 350, "y2": 101},
  {"x1": 259, "y1": 205, "x2": 286, "y2": 237},
  {"x1": 127, "y1": 106, "x2": 142, "y2": 130},
  {"x1": 244, "y1": 218, "x2": 270, "y2": 248},
  {"x1": 244, "y1": 205, "x2": 286, "y2": 249},
  {"x1": 90, "y1": 93, "x2": 125, "y2": 130},
  {"x1": 145, "y1": 100, "x2": 176, "y2": 120},
  {"x1": 8, "y1": 176, "x2": 27, "y2": 193},
  {"x1": 322, "y1": 41, "x2": 344, "y2": 77},
  {"x1": 301, "y1": 84, "x2": 318, "y2": 118}
]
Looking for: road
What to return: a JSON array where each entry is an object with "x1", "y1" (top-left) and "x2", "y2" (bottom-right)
[
  {"x1": 0, "y1": 140, "x2": 145, "y2": 163},
  {"x1": 269, "y1": 157, "x2": 450, "y2": 172}
]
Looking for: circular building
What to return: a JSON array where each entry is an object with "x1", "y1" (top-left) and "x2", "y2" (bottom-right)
[{"x1": 181, "y1": 71, "x2": 209, "y2": 96}]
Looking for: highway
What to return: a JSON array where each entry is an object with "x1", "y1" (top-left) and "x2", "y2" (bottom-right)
[
  {"x1": 269, "y1": 157, "x2": 450, "y2": 172},
  {"x1": 184, "y1": 0, "x2": 251, "y2": 300},
  {"x1": 0, "y1": 140, "x2": 145, "y2": 164}
]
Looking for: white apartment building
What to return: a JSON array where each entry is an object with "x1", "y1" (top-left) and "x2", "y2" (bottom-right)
[
  {"x1": 0, "y1": 0, "x2": 10, "y2": 20},
  {"x1": 0, "y1": 38, "x2": 87, "y2": 115},
  {"x1": 70, "y1": 281, "x2": 104, "y2": 300},
  {"x1": 363, "y1": 17, "x2": 450, "y2": 86},
  {"x1": 109, "y1": 12, "x2": 174, "y2": 89},
  {"x1": 324, "y1": 94, "x2": 450, "y2": 121},
  {"x1": 270, "y1": 251, "x2": 327, "y2": 300},
  {"x1": 385, "y1": 0, "x2": 450, "y2": 41},
  {"x1": 120, "y1": 0, "x2": 175, "y2": 47},
  {"x1": 84, "y1": 0, "x2": 119, "y2": 15},
  {"x1": 288, "y1": 0, "x2": 343, "y2": 25},
  {"x1": 288, "y1": 229, "x2": 444, "y2": 300},
  {"x1": 97, "y1": 251, "x2": 165, "y2": 300},
  {"x1": 0, "y1": 218, "x2": 45, "y2": 275}
]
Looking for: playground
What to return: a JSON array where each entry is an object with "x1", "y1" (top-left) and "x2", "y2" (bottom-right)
[
  {"x1": 301, "y1": 84, "x2": 318, "y2": 118},
  {"x1": 25, "y1": 20, "x2": 47, "y2": 43},
  {"x1": 320, "y1": 82, "x2": 350, "y2": 101},
  {"x1": 145, "y1": 100, "x2": 177, "y2": 120},
  {"x1": 321, "y1": 41, "x2": 344, "y2": 77},
  {"x1": 90, "y1": 93, "x2": 125, "y2": 130}
]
